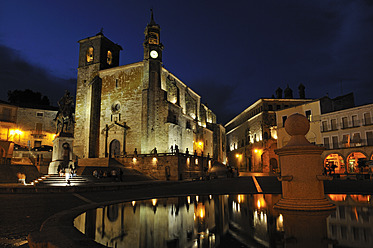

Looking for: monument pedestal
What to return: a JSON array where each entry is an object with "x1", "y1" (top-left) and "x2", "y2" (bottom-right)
[
  {"x1": 48, "y1": 133, "x2": 74, "y2": 174},
  {"x1": 274, "y1": 114, "x2": 335, "y2": 211}
]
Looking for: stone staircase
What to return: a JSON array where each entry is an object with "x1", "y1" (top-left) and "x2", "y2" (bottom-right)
[{"x1": 32, "y1": 174, "x2": 93, "y2": 186}]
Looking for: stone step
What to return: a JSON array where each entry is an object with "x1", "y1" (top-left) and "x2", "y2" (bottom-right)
[{"x1": 32, "y1": 174, "x2": 93, "y2": 186}]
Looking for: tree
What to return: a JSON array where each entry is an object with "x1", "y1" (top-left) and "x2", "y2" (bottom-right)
[{"x1": 7, "y1": 89, "x2": 50, "y2": 106}]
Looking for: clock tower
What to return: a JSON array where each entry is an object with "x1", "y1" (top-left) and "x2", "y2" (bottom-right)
[
  {"x1": 141, "y1": 10, "x2": 167, "y2": 153},
  {"x1": 143, "y1": 9, "x2": 163, "y2": 62}
]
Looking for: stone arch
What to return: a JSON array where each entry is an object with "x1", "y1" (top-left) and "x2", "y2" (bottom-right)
[
  {"x1": 86, "y1": 46, "x2": 94, "y2": 63},
  {"x1": 324, "y1": 153, "x2": 346, "y2": 174},
  {"x1": 109, "y1": 139, "x2": 121, "y2": 158},
  {"x1": 346, "y1": 151, "x2": 367, "y2": 173}
]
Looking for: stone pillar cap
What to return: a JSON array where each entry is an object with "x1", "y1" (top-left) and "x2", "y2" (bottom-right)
[{"x1": 284, "y1": 113, "x2": 311, "y2": 147}]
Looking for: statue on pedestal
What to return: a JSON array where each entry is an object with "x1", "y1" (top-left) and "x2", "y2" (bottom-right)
[{"x1": 49, "y1": 91, "x2": 75, "y2": 174}]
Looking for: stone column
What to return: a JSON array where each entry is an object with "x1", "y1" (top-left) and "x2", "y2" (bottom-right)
[
  {"x1": 48, "y1": 133, "x2": 74, "y2": 174},
  {"x1": 274, "y1": 113, "x2": 335, "y2": 211}
]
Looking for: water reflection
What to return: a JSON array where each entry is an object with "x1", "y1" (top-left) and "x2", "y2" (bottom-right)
[{"x1": 74, "y1": 194, "x2": 373, "y2": 248}]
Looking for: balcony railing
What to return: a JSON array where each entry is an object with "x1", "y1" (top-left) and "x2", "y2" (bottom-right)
[
  {"x1": 323, "y1": 139, "x2": 373, "y2": 149},
  {"x1": 321, "y1": 118, "x2": 371, "y2": 132}
]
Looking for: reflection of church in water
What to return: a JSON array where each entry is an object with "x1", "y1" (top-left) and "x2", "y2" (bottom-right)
[{"x1": 73, "y1": 12, "x2": 225, "y2": 163}]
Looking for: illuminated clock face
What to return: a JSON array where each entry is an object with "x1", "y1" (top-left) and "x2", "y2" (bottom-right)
[{"x1": 150, "y1": 50, "x2": 158, "y2": 59}]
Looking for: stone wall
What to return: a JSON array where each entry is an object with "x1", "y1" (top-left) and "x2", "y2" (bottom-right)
[
  {"x1": 74, "y1": 64, "x2": 101, "y2": 158},
  {"x1": 115, "y1": 153, "x2": 211, "y2": 181},
  {"x1": 16, "y1": 107, "x2": 57, "y2": 148},
  {"x1": 99, "y1": 63, "x2": 144, "y2": 157}
]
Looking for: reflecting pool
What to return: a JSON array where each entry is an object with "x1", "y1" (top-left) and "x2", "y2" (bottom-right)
[{"x1": 74, "y1": 194, "x2": 373, "y2": 248}]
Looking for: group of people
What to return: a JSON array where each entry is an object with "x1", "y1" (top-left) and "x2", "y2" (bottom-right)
[
  {"x1": 323, "y1": 162, "x2": 337, "y2": 175},
  {"x1": 92, "y1": 169, "x2": 123, "y2": 181},
  {"x1": 57, "y1": 164, "x2": 76, "y2": 181}
]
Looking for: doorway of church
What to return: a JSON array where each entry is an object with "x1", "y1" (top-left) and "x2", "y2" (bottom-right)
[{"x1": 109, "y1": 139, "x2": 121, "y2": 158}]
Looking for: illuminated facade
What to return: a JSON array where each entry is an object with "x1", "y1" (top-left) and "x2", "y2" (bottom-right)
[
  {"x1": 321, "y1": 103, "x2": 373, "y2": 173},
  {"x1": 74, "y1": 13, "x2": 225, "y2": 165},
  {"x1": 0, "y1": 101, "x2": 57, "y2": 148},
  {"x1": 225, "y1": 98, "x2": 312, "y2": 172},
  {"x1": 0, "y1": 101, "x2": 57, "y2": 166},
  {"x1": 276, "y1": 100, "x2": 322, "y2": 148},
  {"x1": 274, "y1": 94, "x2": 373, "y2": 174}
]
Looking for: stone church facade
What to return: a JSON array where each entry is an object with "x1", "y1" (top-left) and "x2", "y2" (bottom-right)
[{"x1": 73, "y1": 13, "x2": 225, "y2": 165}]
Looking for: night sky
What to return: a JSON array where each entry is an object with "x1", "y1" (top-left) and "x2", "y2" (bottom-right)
[{"x1": 1, "y1": 0, "x2": 373, "y2": 124}]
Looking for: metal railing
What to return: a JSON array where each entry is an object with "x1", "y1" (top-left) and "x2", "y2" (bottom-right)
[{"x1": 323, "y1": 139, "x2": 373, "y2": 149}]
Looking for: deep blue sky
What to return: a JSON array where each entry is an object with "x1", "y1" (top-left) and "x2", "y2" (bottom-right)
[{"x1": 1, "y1": 0, "x2": 373, "y2": 124}]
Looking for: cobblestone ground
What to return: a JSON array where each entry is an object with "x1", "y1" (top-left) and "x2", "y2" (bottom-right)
[{"x1": 0, "y1": 193, "x2": 85, "y2": 248}]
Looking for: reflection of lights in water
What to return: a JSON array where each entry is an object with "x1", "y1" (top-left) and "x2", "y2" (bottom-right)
[
  {"x1": 238, "y1": 194, "x2": 244, "y2": 203},
  {"x1": 256, "y1": 196, "x2": 266, "y2": 209},
  {"x1": 194, "y1": 213, "x2": 196, "y2": 221},
  {"x1": 196, "y1": 203, "x2": 205, "y2": 219},
  {"x1": 232, "y1": 201, "x2": 241, "y2": 213},
  {"x1": 132, "y1": 201, "x2": 136, "y2": 206},
  {"x1": 351, "y1": 194, "x2": 371, "y2": 203},
  {"x1": 328, "y1": 194, "x2": 347, "y2": 202},
  {"x1": 193, "y1": 240, "x2": 198, "y2": 247},
  {"x1": 187, "y1": 196, "x2": 191, "y2": 204},
  {"x1": 276, "y1": 214, "x2": 284, "y2": 231},
  {"x1": 152, "y1": 199, "x2": 157, "y2": 206},
  {"x1": 279, "y1": 214, "x2": 283, "y2": 222}
]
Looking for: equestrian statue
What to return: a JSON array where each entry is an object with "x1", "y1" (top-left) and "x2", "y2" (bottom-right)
[{"x1": 54, "y1": 90, "x2": 75, "y2": 135}]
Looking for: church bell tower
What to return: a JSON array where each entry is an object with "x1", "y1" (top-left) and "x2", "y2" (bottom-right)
[
  {"x1": 74, "y1": 31, "x2": 122, "y2": 158},
  {"x1": 141, "y1": 10, "x2": 166, "y2": 153}
]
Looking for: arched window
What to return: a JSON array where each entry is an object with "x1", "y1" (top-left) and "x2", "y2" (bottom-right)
[
  {"x1": 86, "y1": 47, "x2": 94, "y2": 62},
  {"x1": 107, "y1": 50, "x2": 112, "y2": 65},
  {"x1": 324, "y1": 154, "x2": 345, "y2": 174}
]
